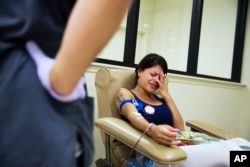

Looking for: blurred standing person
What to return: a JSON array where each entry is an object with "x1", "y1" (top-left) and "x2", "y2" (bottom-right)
[{"x1": 0, "y1": 0, "x2": 133, "y2": 167}]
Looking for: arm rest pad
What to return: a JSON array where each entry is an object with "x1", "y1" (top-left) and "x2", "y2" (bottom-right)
[
  {"x1": 95, "y1": 117, "x2": 187, "y2": 165},
  {"x1": 186, "y1": 120, "x2": 236, "y2": 140}
]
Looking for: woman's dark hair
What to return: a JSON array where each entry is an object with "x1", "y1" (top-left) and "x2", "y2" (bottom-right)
[{"x1": 134, "y1": 53, "x2": 168, "y2": 85}]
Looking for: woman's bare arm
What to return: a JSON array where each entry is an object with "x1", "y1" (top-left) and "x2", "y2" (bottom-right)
[
  {"x1": 115, "y1": 88, "x2": 179, "y2": 146},
  {"x1": 51, "y1": 0, "x2": 133, "y2": 95}
]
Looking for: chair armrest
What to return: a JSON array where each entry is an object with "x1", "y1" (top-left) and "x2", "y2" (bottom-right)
[
  {"x1": 186, "y1": 120, "x2": 236, "y2": 140},
  {"x1": 95, "y1": 117, "x2": 187, "y2": 165}
]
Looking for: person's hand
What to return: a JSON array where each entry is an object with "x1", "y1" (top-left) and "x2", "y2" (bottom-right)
[
  {"x1": 156, "y1": 72, "x2": 170, "y2": 98},
  {"x1": 26, "y1": 41, "x2": 86, "y2": 102},
  {"x1": 148, "y1": 124, "x2": 180, "y2": 146}
]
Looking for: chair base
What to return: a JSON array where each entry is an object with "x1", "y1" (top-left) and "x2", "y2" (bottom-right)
[{"x1": 95, "y1": 158, "x2": 114, "y2": 167}]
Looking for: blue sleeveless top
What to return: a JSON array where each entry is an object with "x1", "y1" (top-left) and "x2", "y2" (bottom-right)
[{"x1": 131, "y1": 92, "x2": 173, "y2": 126}]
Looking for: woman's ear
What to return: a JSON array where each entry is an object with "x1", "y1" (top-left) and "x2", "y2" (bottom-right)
[{"x1": 137, "y1": 68, "x2": 143, "y2": 77}]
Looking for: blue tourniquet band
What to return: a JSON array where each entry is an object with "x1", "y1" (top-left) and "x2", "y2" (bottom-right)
[{"x1": 119, "y1": 99, "x2": 134, "y2": 111}]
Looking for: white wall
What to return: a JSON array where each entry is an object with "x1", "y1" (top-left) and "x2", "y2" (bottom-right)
[
  {"x1": 238, "y1": 0, "x2": 250, "y2": 142},
  {"x1": 86, "y1": 2, "x2": 250, "y2": 166}
]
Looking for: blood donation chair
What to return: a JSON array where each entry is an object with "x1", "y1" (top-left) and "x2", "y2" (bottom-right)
[{"x1": 94, "y1": 67, "x2": 235, "y2": 167}]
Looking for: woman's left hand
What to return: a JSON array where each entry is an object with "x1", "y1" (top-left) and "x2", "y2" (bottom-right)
[{"x1": 157, "y1": 72, "x2": 169, "y2": 98}]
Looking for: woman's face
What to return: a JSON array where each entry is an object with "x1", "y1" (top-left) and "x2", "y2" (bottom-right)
[{"x1": 137, "y1": 65, "x2": 164, "y2": 93}]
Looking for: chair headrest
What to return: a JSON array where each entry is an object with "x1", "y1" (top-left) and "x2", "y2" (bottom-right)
[{"x1": 95, "y1": 67, "x2": 135, "y2": 118}]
